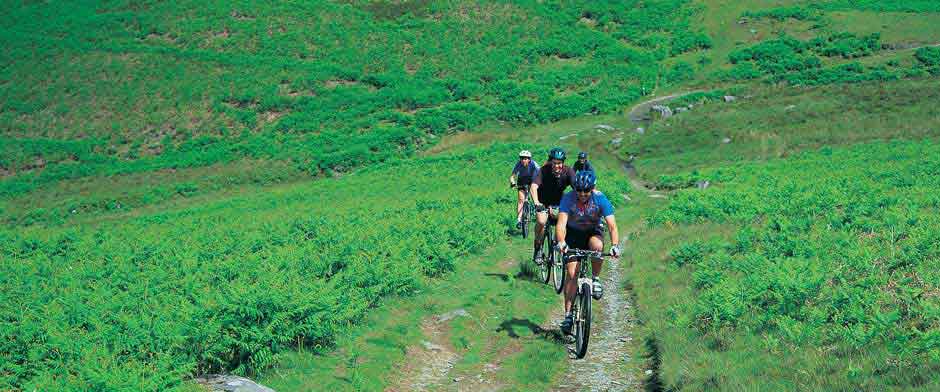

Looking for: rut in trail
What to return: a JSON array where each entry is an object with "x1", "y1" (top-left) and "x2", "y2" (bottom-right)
[{"x1": 556, "y1": 250, "x2": 638, "y2": 392}]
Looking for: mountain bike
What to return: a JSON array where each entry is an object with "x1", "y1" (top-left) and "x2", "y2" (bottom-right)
[
  {"x1": 517, "y1": 185, "x2": 533, "y2": 239},
  {"x1": 563, "y1": 248, "x2": 612, "y2": 359},
  {"x1": 535, "y1": 205, "x2": 560, "y2": 286}
]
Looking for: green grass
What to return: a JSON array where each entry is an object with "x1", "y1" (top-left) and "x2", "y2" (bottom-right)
[
  {"x1": 0, "y1": 0, "x2": 708, "y2": 194},
  {"x1": 613, "y1": 78, "x2": 940, "y2": 185},
  {"x1": 258, "y1": 237, "x2": 565, "y2": 391},
  {"x1": 2, "y1": 1, "x2": 940, "y2": 390},
  {"x1": 0, "y1": 142, "x2": 533, "y2": 390},
  {"x1": 629, "y1": 140, "x2": 940, "y2": 390}
]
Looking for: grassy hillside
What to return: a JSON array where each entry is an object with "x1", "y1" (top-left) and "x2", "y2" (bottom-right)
[
  {"x1": 1, "y1": 0, "x2": 707, "y2": 197},
  {"x1": 0, "y1": 143, "x2": 528, "y2": 390},
  {"x1": 1, "y1": 0, "x2": 939, "y2": 390},
  {"x1": 629, "y1": 138, "x2": 940, "y2": 391},
  {"x1": 614, "y1": 78, "x2": 940, "y2": 185}
]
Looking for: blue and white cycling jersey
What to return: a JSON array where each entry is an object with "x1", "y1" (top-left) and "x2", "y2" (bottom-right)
[
  {"x1": 559, "y1": 190, "x2": 614, "y2": 231},
  {"x1": 512, "y1": 161, "x2": 540, "y2": 184}
]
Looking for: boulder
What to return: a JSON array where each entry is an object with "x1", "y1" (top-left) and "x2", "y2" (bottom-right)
[
  {"x1": 650, "y1": 105, "x2": 673, "y2": 119},
  {"x1": 435, "y1": 308, "x2": 470, "y2": 323},
  {"x1": 195, "y1": 375, "x2": 274, "y2": 392},
  {"x1": 723, "y1": 95, "x2": 736, "y2": 103},
  {"x1": 595, "y1": 124, "x2": 616, "y2": 131}
]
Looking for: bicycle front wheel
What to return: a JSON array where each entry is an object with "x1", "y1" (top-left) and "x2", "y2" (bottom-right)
[
  {"x1": 539, "y1": 228, "x2": 552, "y2": 284},
  {"x1": 521, "y1": 202, "x2": 530, "y2": 239},
  {"x1": 575, "y1": 281, "x2": 592, "y2": 359},
  {"x1": 552, "y1": 252, "x2": 564, "y2": 293}
]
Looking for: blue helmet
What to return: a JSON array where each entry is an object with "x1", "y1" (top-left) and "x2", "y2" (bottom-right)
[
  {"x1": 573, "y1": 170, "x2": 597, "y2": 191},
  {"x1": 578, "y1": 151, "x2": 587, "y2": 159},
  {"x1": 548, "y1": 147, "x2": 566, "y2": 161}
]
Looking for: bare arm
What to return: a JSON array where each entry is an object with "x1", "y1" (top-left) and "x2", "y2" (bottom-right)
[
  {"x1": 556, "y1": 212, "x2": 569, "y2": 246},
  {"x1": 604, "y1": 214, "x2": 620, "y2": 249},
  {"x1": 530, "y1": 183, "x2": 541, "y2": 205}
]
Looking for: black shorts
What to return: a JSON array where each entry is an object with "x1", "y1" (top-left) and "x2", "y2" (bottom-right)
[{"x1": 567, "y1": 227, "x2": 604, "y2": 253}]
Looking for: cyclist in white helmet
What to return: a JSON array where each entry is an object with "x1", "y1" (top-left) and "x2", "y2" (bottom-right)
[{"x1": 510, "y1": 150, "x2": 540, "y2": 228}]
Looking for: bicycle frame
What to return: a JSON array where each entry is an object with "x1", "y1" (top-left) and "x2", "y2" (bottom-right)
[{"x1": 563, "y1": 248, "x2": 611, "y2": 359}]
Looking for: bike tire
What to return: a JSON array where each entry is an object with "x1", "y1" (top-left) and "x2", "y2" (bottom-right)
[
  {"x1": 575, "y1": 281, "x2": 592, "y2": 359},
  {"x1": 552, "y1": 251, "x2": 565, "y2": 294},
  {"x1": 539, "y1": 229, "x2": 551, "y2": 284}
]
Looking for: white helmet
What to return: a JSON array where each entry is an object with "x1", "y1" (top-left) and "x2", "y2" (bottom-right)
[{"x1": 519, "y1": 150, "x2": 532, "y2": 158}]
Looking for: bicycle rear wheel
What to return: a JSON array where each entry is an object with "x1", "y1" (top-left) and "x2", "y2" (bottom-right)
[
  {"x1": 539, "y1": 228, "x2": 551, "y2": 284},
  {"x1": 575, "y1": 281, "x2": 592, "y2": 359}
]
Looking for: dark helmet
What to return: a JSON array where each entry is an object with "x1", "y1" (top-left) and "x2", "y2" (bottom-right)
[
  {"x1": 548, "y1": 147, "x2": 566, "y2": 161},
  {"x1": 573, "y1": 170, "x2": 597, "y2": 191},
  {"x1": 578, "y1": 151, "x2": 588, "y2": 159}
]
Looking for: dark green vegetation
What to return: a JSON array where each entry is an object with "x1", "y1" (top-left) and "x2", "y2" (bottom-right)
[
  {"x1": 1, "y1": 0, "x2": 707, "y2": 198},
  {"x1": 630, "y1": 140, "x2": 940, "y2": 390},
  {"x1": 2, "y1": 0, "x2": 939, "y2": 390},
  {"x1": 259, "y1": 235, "x2": 566, "y2": 391},
  {"x1": 0, "y1": 143, "x2": 522, "y2": 390}
]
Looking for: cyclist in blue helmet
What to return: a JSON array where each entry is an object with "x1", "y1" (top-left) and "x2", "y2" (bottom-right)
[
  {"x1": 573, "y1": 151, "x2": 594, "y2": 173},
  {"x1": 556, "y1": 170, "x2": 621, "y2": 335}
]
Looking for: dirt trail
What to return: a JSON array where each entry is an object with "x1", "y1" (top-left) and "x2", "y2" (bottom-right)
[
  {"x1": 555, "y1": 250, "x2": 638, "y2": 392},
  {"x1": 627, "y1": 90, "x2": 705, "y2": 123},
  {"x1": 386, "y1": 315, "x2": 461, "y2": 392}
]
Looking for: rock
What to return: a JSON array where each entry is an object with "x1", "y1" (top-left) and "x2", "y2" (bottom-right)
[
  {"x1": 595, "y1": 124, "x2": 616, "y2": 131},
  {"x1": 696, "y1": 180, "x2": 710, "y2": 189},
  {"x1": 722, "y1": 137, "x2": 732, "y2": 144},
  {"x1": 645, "y1": 369, "x2": 654, "y2": 375},
  {"x1": 688, "y1": 104, "x2": 694, "y2": 109},
  {"x1": 559, "y1": 133, "x2": 576, "y2": 140},
  {"x1": 610, "y1": 137, "x2": 623, "y2": 146},
  {"x1": 784, "y1": 104, "x2": 796, "y2": 111},
  {"x1": 195, "y1": 375, "x2": 274, "y2": 392},
  {"x1": 453, "y1": 377, "x2": 463, "y2": 383},
  {"x1": 723, "y1": 95, "x2": 736, "y2": 103},
  {"x1": 421, "y1": 341, "x2": 444, "y2": 351},
  {"x1": 749, "y1": 29, "x2": 758, "y2": 34},
  {"x1": 650, "y1": 105, "x2": 673, "y2": 119},
  {"x1": 635, "y1": 127, "x2": 645, "y2": 135},
  {"x1": 675, "y1": 107, "x2": 688, "y2": 113},
  {"x1": 595, "y1": 129, "x2": 607, "y2": 134},
  {"x1": 435, "y1": 308, "x2": 470, "y2": 323}
]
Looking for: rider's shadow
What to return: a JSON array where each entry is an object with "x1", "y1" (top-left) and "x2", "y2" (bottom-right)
[{"x1": 495, "y1": 318, "x2": 565, "y2": 344}]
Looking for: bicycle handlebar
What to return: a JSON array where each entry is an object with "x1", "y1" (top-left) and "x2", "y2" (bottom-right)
[
  {"x1": 535, "y1": 204, "x2": 558, "y2": 213},
  {"x1": 562, "y1": 249, "x2": 613, "y2": 260}
]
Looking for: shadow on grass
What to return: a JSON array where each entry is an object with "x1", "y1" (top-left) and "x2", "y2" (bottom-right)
[
  {"x1": 484, "y1": 272, "x2": 510, "y2": 282},
  {"x1": 495, "y1": 318, "x2": 566, "y2": 345},
  {"x1": 644, "y1": 334, "x2": 665, "y2": 392}
]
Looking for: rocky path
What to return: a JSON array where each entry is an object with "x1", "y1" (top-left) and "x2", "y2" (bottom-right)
[
  {"x1": 555, "y1": 252, "x2": 638, "y2": 392},
  {"x1": 627, "y1": 90, "x2": 705, "y2": 123}
]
